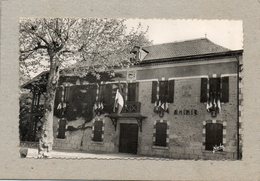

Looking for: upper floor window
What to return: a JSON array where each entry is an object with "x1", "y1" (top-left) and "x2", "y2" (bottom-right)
[
  {"x1": 127, "y1": 82, "x2": 139, "y2": 102},
  {"x1": 151, "y1": 80, "x2": 175, "y2": 103},
  {"x1": 200, "y1": 77, "x2": 229, "y2": 103}
]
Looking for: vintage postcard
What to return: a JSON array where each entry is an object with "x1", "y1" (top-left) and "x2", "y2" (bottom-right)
[
  {"x1": 19, "y1": 18, "x2": 243, "y2": 161},
  {"x1": 1, "y1": 0, "x2": 260, "y2": 180}
]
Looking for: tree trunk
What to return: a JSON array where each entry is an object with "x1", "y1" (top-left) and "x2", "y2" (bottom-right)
[{"x1": 38, "y1": 56, "x2": 60, "y2": 157}]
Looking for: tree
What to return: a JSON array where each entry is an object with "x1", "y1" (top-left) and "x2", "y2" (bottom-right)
[{"x1": 19, "y1": 18, "x2": 151, "y2": 157}]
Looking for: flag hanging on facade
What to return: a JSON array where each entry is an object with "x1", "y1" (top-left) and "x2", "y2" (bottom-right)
[
  {"x1": 206, "y1": 101, "x2": 210, "y2": 112},
  {"x1": 114, "y1": 89, "x2": 124, "y2": 114},
  {"x1": 217, "y1": 99, "x2": 221, "y2": 112}
]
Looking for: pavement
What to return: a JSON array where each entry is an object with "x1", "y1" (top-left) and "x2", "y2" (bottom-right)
[{"x1": 22, "y1": 148, "x2": 173, "y2": 160}]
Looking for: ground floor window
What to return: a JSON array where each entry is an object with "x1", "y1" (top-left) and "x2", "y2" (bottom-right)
[
  {"x1": 205, "y1": 123, "x2": 223, "y2": 150},
  {"x1": 57, "y1": 118, "x2": 66, "y2": 139},
  {"x1": 92, "y1": 119, "x2": 104, "y2": 142},
  {"x1": 153, "y1": 120, "x2": 169, "y2": 147}
]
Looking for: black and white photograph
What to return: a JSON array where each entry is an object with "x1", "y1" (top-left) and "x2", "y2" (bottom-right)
[{"x1": 19, "y1": 18, "x2": 243, "y2": 160}]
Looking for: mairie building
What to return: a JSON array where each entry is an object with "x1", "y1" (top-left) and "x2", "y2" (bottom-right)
[{"x1": 22, "y1": 38, "x2": 243, "y2": 160}]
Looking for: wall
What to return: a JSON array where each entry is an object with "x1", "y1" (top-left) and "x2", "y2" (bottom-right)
[
  {"x1": 136, "y1": 61, "x2": 237, "y2": 80},
  {"x1": 53, "y1": 115, "x2": 117, "y2": 153},
  {"x1": 138, "y1": 76, "x2": 238, "y2": 160}
]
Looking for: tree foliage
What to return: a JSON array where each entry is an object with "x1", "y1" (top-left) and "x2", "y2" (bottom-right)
[
  {"x1": 20, "y1": 18, "x2": 151, "y2": 80},
  {"x1": 19, "y1": 18, "x2": 151, "y2": 156}
]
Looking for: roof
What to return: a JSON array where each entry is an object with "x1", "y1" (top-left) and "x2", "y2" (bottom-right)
[
  {"x1": 22, "y1": 38, "x2": 243, "y2": 89},
  {"x1": 141, "y1": 38, "x2": 236, "y2": 62},
  {"x1": 21, "y1": 71, "x2": 49, "y2": 91}
]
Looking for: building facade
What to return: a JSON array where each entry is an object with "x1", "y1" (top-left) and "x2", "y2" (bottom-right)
[{"x1": 23, "y1": 38, "x2": 243, "y2": 160}]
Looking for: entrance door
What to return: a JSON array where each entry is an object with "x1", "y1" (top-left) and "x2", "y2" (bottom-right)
[{"x1": 119, "y1": 123, "x2": 138, "y2": 154}]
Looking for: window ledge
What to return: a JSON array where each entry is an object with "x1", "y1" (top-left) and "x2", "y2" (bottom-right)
[
  {"x1": 55, "y1": 138, "x2": 66, "y2": 140},
  {"x1": 202, "y1": 150, "x2": 226, "y2": 155},
  {"x1": 91, "y1": 141, "x2": 104, "y2": 145},
  {"x1": 152, "y1": 145, "x2": 169, "y2": 150}
]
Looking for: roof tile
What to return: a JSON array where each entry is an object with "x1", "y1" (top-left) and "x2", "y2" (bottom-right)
[{"x1": 142, "y1": 38, "x2": 230, "y2": 61}]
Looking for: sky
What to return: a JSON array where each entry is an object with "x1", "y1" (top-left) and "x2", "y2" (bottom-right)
[
  {"x1": 26, "y1": 19, "x2": 243, "y2": 79},
  {"x1": 124, "y1": 19, "x2": 243, "y2": 50}
]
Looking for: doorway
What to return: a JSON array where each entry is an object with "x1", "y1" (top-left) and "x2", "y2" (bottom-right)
[{"x1": 119, "y1": 123, "x2": 138, "y2": 154}]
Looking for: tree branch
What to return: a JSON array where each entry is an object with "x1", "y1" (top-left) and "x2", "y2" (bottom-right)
[{"x1": 20, "y1": 44, "x2": 48, "y2": 54}]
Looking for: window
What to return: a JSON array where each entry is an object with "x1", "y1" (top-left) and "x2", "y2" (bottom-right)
[
  {"x1": 209, "y1": 78, "x2": 221, "y2": 102},
  {"x1": 92, "y1": 120, "x2": 104, "y2": 142},
  {"x1": 151, "y1": 80, "x2": 174, "y2": 103},
  {"x1": 154, "y1": 122, "x2": 168, "y2": 147},
  {"x1": 99, "y1": 84, "x2": 113, "y2": 113},
  {"x1": 200, "y1": 77, "x2": 229, "y2": 103},
  {"x1": 57, "y1": 118, "x2": 66, "y2": 139},
  {"x1": 54, "y1": 87, "x2": 63, "y2": 118},
  {"x1": 205, "y1": 123, "x2": 223, "y2": 150},
  {"x1": 159, "y1": 81, "x2": 169, "y2": 102},
  {"x1": 127, "y1": 83, "x2": 139, "y2": 102},
  {"x1": 221, "y1": 77, "x2": 229, "y2": 103},
  {"x1": 98, "y1": 83, "x2": 128, "y2": 113},
  {"x1": 64, "y1": 85, "x2": 96, "y2": 121}
]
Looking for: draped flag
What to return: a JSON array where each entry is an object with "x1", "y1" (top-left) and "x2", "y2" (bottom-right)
[
  {"x1": 114, "y1": 89, "x2": 124, "y2": 114},
  {"x1": 206, "y1": 101, "x2": 210, "y2": 112},
  {"x1": 217, "y1": 99, "x2": 221, "y2": 112}
]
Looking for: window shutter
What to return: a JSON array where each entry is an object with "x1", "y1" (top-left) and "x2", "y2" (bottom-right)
[
  {"x1": 200, "y1": 78, "x2": 208, "y2": 103},
  {"x1": 221, "y1": 77, "x2": 229, "y2": 103},
  {"x1": 57, "y1": 118, "x2": 66, "y2": 139},
  {"x1": 102, "y1": 84, "x2": 113, "y2": 113},
  {"x1": 209, "y1": 78, "x2": 221, "y2": 101},
  {"x1": 93, "y1": 121, "x2": 103, "y2": 142},
  {"x1": 205, "y1": 123, "x2": 223, "y2": 150},
  {"x1": 67, "y1": 86, "x2": 76, "y2": 103},
  {"x1": 66, "y1": 86, "x2": 87, "y2": 121},
  {"x1": 155, "y1": 122, "x2": 167, "y2": 147},
  {"x1": 135, "y1": 82, "x2": 139, "y2": 102},
  {"x1": 151, "y1": 81, "x2": 158, "y2": 103},
  {"x1": 64, "y1": 86, "x2": 70, "y2": 102},
  {"x1": 167, "y1": 80, "x2": 175, "y2": 103},
  {"x1": 82, "y1": 85, "x2": 96, "y2": 122},
  {"x1": 159, "y1": 81, "x2": 168, "y2": 102},
  {"x1": 128, "y1": 83, "x2": 137, "y2": 102},
  {"x1": 54, "y1": 87, "x2": 62, "y2": 117},
  {"x1": 120, "y1": 83, "x2": 127, "y2": 101}
]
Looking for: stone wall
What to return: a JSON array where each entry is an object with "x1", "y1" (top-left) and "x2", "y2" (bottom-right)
[
  {"x1": 53, "y1": 116, "x2": 117, "y2": 153},
  {"x1": 136, "y1": 61, "x2": 237, "y2": 80},
  {"x1": 137, "y1": 76, "x2": 238, "y2": 160}
]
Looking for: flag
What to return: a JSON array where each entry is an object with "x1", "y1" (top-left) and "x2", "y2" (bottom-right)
[
  {"x1": 154, "y1": 100, "x2": 157, "y2": 107},
  {"x1": 57, "y1": 103, "x2": 62, "y2": 110},
  {"x1": 114, "y1": 89, "x2": 124, "y2": 114},
  {"x1": 161, "y1": 102, "x2": 164, "y2": 109},
  {"x1": 206, "y1": 101, "x2": 210, "y2": 111},
  {"x1": 165, "y1": 102, "x2": 169, "y2": 113},
  {"x1": 209, "y1": 101, "x2": 212, "y2": 108},
  {"x1": 217, "y1": 99, "x2": 221, "y2": 112},
  {"x1": 154, "y1": 100, "x2": 159, "y2": 113},
  {"x1": 94, "y1": 103, "x2": 98, "y2": 110}
]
